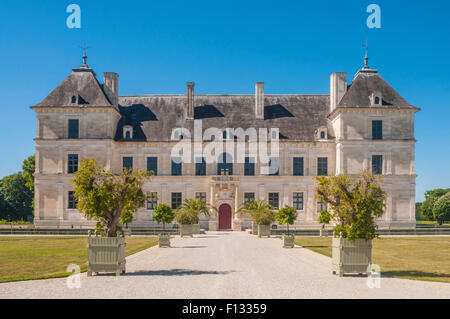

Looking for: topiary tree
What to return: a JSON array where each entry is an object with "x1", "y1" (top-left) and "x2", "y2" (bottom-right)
[
  {"x1": 433, "y1": 192, "x2": 450, "y2": 225},
  {"x1": 236, "y1": 199, "x2": 275, "y2": 226},
  {"x1": 315, "y1": 170, "x2": 386, "y2": 240},
  {"x1": 72, "y1": 159, "x2": 149, "y2": 237},
  {"x1": 153, "y1": 203, "x2": 175, "y2": 230},
  {"x1": 275, "y1": 206, "x2": 297, "y2": 235}
]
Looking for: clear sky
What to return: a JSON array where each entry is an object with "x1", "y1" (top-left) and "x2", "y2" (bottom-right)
[{"x1": 0, "y1": 0, "x2": 449, "y2": 201}]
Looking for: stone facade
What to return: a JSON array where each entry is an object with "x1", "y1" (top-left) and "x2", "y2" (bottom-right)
[{"x1": 31, "y1": 57, "x2": 419, "y2": 230}]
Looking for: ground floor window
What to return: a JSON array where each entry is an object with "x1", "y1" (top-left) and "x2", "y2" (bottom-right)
[
  {"x1": 268, "y1": 192, "x2": 279, "y2": 209},
  {"x1": 171, "y1": 192, "x2": 182, "y2": 209},
  {"x1": 147, "y1": 192, "x2": 158, "y2": 210},
  {"x1": 317, "y1": 200, "x2": 327, "y2": 213},
  {"x1": 68, "y1": 191, "x2": 77, "y2": 209},
  {"x1": 244, "y1": 192, "x2": 255, "y2": 204},
  {"x1": 195, "y1": 192, "x2": 206, "y2": 202},
  {"x1": 293, "y1": 192, "x2": 304, "y2": 210}
]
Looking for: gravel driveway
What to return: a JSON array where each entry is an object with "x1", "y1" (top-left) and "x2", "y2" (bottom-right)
[{"x1": 0, "y1": 231, "x2": 449, "y2": 299}]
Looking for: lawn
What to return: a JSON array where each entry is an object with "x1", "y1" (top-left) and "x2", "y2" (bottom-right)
[
  {"x1": 0, "y1": 236, "x2": 158, "y2": 283},
  {"x1": 294, "y1": 236, "x2": 450, "y2": 283}
]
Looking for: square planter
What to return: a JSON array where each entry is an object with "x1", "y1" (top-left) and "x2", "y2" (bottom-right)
[
  {"x1": 258, "y1": 224, "x2": 270, "y2": 238},
  {"x1": 332, "y1": 236, "x2": 372, "y2": 277},
  {"x1": 87, "y1": 233, "x2": 126, "y2": 276},
  {"x1": 252, "y1": 223, "x2": 258, "y2": 235},
  {"x1": 158, "y1": 233, "x2": 170, "y2": 247},
  {"x1": 283, "y1": 234, "x2": 295, "y2": 248},
  {"x1": 180, "y1": 224, "x2": 193, "y2": 237},
  {"x1": 192, "y1": 224, "x2": 200, "y2": 234}
]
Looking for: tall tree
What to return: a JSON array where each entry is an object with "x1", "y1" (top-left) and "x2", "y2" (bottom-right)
[
  {"x1": 0, "y1": 173, "x2": 33, "y2": 221},
  {"x1": 433, "y1": 192, "x2": 450, "y2": 225},
  {"x1": 72, "y1": 159, "x2": 149, "y2": 237},
  {"x1": 421, "y1": 188, "x2": 450, "y2": 221}
]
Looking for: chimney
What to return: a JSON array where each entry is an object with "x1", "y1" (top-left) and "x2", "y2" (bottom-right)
[
  {"x1": 330, "y1": 72, "x2": 347, "y2": 112},
  {"x1": 186, "y1": 82, "x2": 195, "y2": 119},
  {"x1": 255, "y1": 82, "x2": 264, "y2": 119},
  {"x1": 103, "y1": 72, "x2": 119, "y2": 108}
]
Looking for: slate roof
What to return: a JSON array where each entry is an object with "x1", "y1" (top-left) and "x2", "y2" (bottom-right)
[
  {"x1": 338, "y1": 69, "x2": 417, "y2": 109},
  {"x1": 36, "y1": 67, "x2": 113, "y2": 107},
  {"x1": 115, "y1": 94, "x2": 330, "y2": 142}
]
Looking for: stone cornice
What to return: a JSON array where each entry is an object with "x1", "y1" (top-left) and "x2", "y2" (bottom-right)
[
  {"x1": 30, "y1": 106, "x2": 121, "y2": 116},
  {"x1": 327, "y1": 106, "x2": 420, "y2": 120}
]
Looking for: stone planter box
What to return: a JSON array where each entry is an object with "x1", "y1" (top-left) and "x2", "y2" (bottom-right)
[
  {"x1": 87, "y1": 233, "x2": 126, "y2": 276},
  {"x1": 252, "y1": 223, "x2": 258, "y2": 235},
  {"x1": 283, "y1": 234, "x2": 295, "y2": 248},
  {"x1": 180, "y1": 224, "x2": 193, "y2": 237},
  {"x1": 332, "y1": 236, "x2": 372, "y2": 277},
  {"x1": 192, "y1": 224, "x2": 200, "y2": 234},
  {"x1": 158, "y1": 233, "x2": 170, "y2": 247},
  {"x1": 258, "y1": 224, "x2": 270, "y2": 238}
]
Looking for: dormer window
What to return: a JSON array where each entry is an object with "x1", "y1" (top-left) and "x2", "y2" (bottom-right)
[
  {"x1": 374, "y1": 96, "x2": 380, "y2": 105},
  {"x1": 316, "y1": 126, "x2": 327, "y2": 140},
  {"x1": 123, "y1": 125, "x2": 133, "y2": 140},
  {"x1": 320, "y1": 131, "x2": 325, "y2": 139},
  {"x1": 370, "y1": 92, "x2": 382, "y2": 106},
  {"x1": 71, "y1": 95, "x2": 77, "y2": 104}
]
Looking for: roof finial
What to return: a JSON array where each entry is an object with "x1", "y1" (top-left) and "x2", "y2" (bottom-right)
[
  {"x1": 79, "y1": 43, "x2": 91, "y2": 68},
  {"x1": 362, "y1": 37, "x2": 370, "y2": 69}
]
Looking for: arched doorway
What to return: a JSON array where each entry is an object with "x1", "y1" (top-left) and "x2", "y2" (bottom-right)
[{"x1": 218, "y1": 204, "x2": 232, "y2": 230}]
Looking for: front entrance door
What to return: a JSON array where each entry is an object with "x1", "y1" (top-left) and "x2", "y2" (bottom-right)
[{"x1": 218, "y1": 204, "x2": 232, "y2": 230}]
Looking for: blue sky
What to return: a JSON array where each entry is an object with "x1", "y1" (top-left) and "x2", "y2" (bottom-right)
[{"x1": 0, "y1": 0, "x2": 449, "y2": 201}]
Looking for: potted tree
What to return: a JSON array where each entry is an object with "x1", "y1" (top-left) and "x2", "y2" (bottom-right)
[
  {"x1": 237, "y1": 200, "x2": 275, "y2": 238},
  {"x1": 176, "y1": 198, "x2": 214, "y2": 236},
  {"x1": 72, "y1": 159, "x2": 148, "y2": 276},
  {"x1": 275, "y1": 206, "x2": 297, "y2": 248},
  {"x1": 315, "y1": 170, "x2": 386, "y2": 277},
  {"x1": 174, "y1": 209, "x2": 195, "y2": 237},
  {"x1": 236, "y1": 200, "x2": 259, "y2": 235},
  {"x1": 153, "y1": 204, "x2": 175, "y2": 247}
]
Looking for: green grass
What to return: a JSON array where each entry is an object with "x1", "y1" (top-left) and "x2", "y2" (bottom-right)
[
  {"x1": 295, "y1": 236, "x2": 450, "y2": 283},
  {"x1": 0, "y1": 236, "x2": 158, "y2": 283},
  {"x1": 416, "y1": 220, "x2": 450, "y2": 226}
]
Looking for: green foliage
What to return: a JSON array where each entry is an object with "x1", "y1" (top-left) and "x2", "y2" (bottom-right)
[
  {"x1": 0, "y1": 219, "x2": 31, "y2": 225},
  {"x1": 275, "y1": 205, "x2": 297, "y2": 235},
  {"x1": 236, "y1": 199, "x2": 275, "y2": 225},
  {"x1": 153, "y1": 204, "x2": 175, "y2": 230},
  {"x1": 22, "y1": 155, "x2": 35, "y2": 215},
  {"x1": 72, "y1": 159, "x2": 149, "y2": 237},
  {"x1": 318, "y1": 210, "x2": 331, "y2": 224},
  {"x1": 315, "y1": 170, "x2": 386, "y2": 240},
  {"x1": 432, "y1": 192, "x2": 450, "y2": 225},
  {"x1": 0, "y1": 173, "x2": 33, "y2": 221},
  {"x1": 415, "y1": 202, "x2": 422, "y2": 220},
  {"x1": 174, "y1": 198, "x2": 214, "y2": 225},
  {"x1": 421, "y1": 188, "x2": 450, "y2": 221}
]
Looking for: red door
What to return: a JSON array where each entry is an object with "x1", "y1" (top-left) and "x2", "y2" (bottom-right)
[{"x1": 218, "y1": 204, "x2": 232, "y2": 230}]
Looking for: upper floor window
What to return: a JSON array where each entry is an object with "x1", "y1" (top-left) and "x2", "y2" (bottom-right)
[
  {"x1": 68, "y1": 191, "x2": 77, "y2": 209},
  {"x1": 217, "y1": 153, "x2": 233, "y2": 175},
  {"x1": 268, "y1": 192, "x2": 279, "y2": 209},
  {"x1": 244, "y1": 157, "x2": 255, "y2": 176},
  {"x1": 293, "y1": 192, "x2": 304, "y2": 210},
  {"x1": 171, "y1": 192, "x2": 182, "y2": 209},
  {"x1": 68, "y1": 119, "x2": 79, "y2": 139},
  {"x1": 195, "y1": 157, "x2": 206, "y2": 176},
  {"x1": 147, "y1": 157, "x2": 158, "y2": 176},
  {"x1": 372, "y1": 120, "x2": 383, "y2": 140},
  {"x1": 317, "y1": 157, "x2": 328, "y2": 176},
  {"x1": 269, "y1": 157, "x2": 279, "y2": 176},
  {"x1": 147, "y1": 192, "x2": 158, "y2": 210},
  {"x1": 293, "y1": 157, "x2": 304, "y2": 176},
  {"x1": 244, "y1": 192, "x2": 255, "y2": 204},
  {"x1": 171, "y1": 157, "x2": 182, "y2": 176},
  {"x1": 372, "y1": 155, "x2": 383, "y2": 175},
  {"x1": 67, "y1": 154, "x2": 78, "y2": 174},
  {"x1": 123, "y1": 157, "x2": 133, "y2": 172}
]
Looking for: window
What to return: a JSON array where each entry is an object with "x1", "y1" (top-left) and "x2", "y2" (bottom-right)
[
  {"x1": 67, "y1": 154, "x2": 78, "y2": 174},
  {"x1": 71, "y1": 95, "x2": 77, "y2": 104},
  {"x1": 147, "y1": 192, "x2": 158, "y2": 210},
  {"x1": 374, "y1": 96, "x2": 380, "y2": 105},
  {"x1": 372, "y1": 155, "x2": 383, "y2": 175},
  {"x1": 317, "y1": 200, "x2": 327, "y2": 213},
  {"x1": 372, "y1": 120, "x2": 383, "y2": 140},
  {"x1": 244, "y1": 157, "x2": 255, "y2": 176},
  {"x1": 123, "y1": 157, "x2": 133, "y2": 172},
  {"x1": 171, "y1": 157, "x2": 182, "y2": 176},
  {"x1": 293, "y1": 157, "x2": 304, "y2": 176},
  {"x1": 217, "y1": 153, "x2": 233, "y2": 175},
  {"x1": 68, "y1": 191, "x2": 77, "y2": 209},
  {"x1": 293, "y1": 192, "x2": 304, "y2": 210},
  {"x1": 195, "y1": 157, "x2": 206, "y2": 176},
  {"x1": 320, "y1": 131, "x2": 325, "y2": 139},
  {"x1": 125, "y1": 131, "x2": 131, "y2": 140},
  {"x1": 147, "y1": 157, "x2": 158, "y2": 176},
  {"x1": 269, "y1": 157, "x2": 279, "y2": 176},
  {"x1": 68, "y1": 119, "x2": 79, "y2": 139},
  {"x1": 268, "y1": 192, "x2": 279, "y2": 209},
  {"x1": 317, "y1": 157, "x2": 328, "y2": 176},
  {"x1": 244, "y1": 192, "x2": 255, "y2": 204},
  {"x1": 171, "y1": 192, "x2": 182, "y2": 209},
  {"x1": 195, "y1": 192, "x2": 206, "y2": 202}
]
